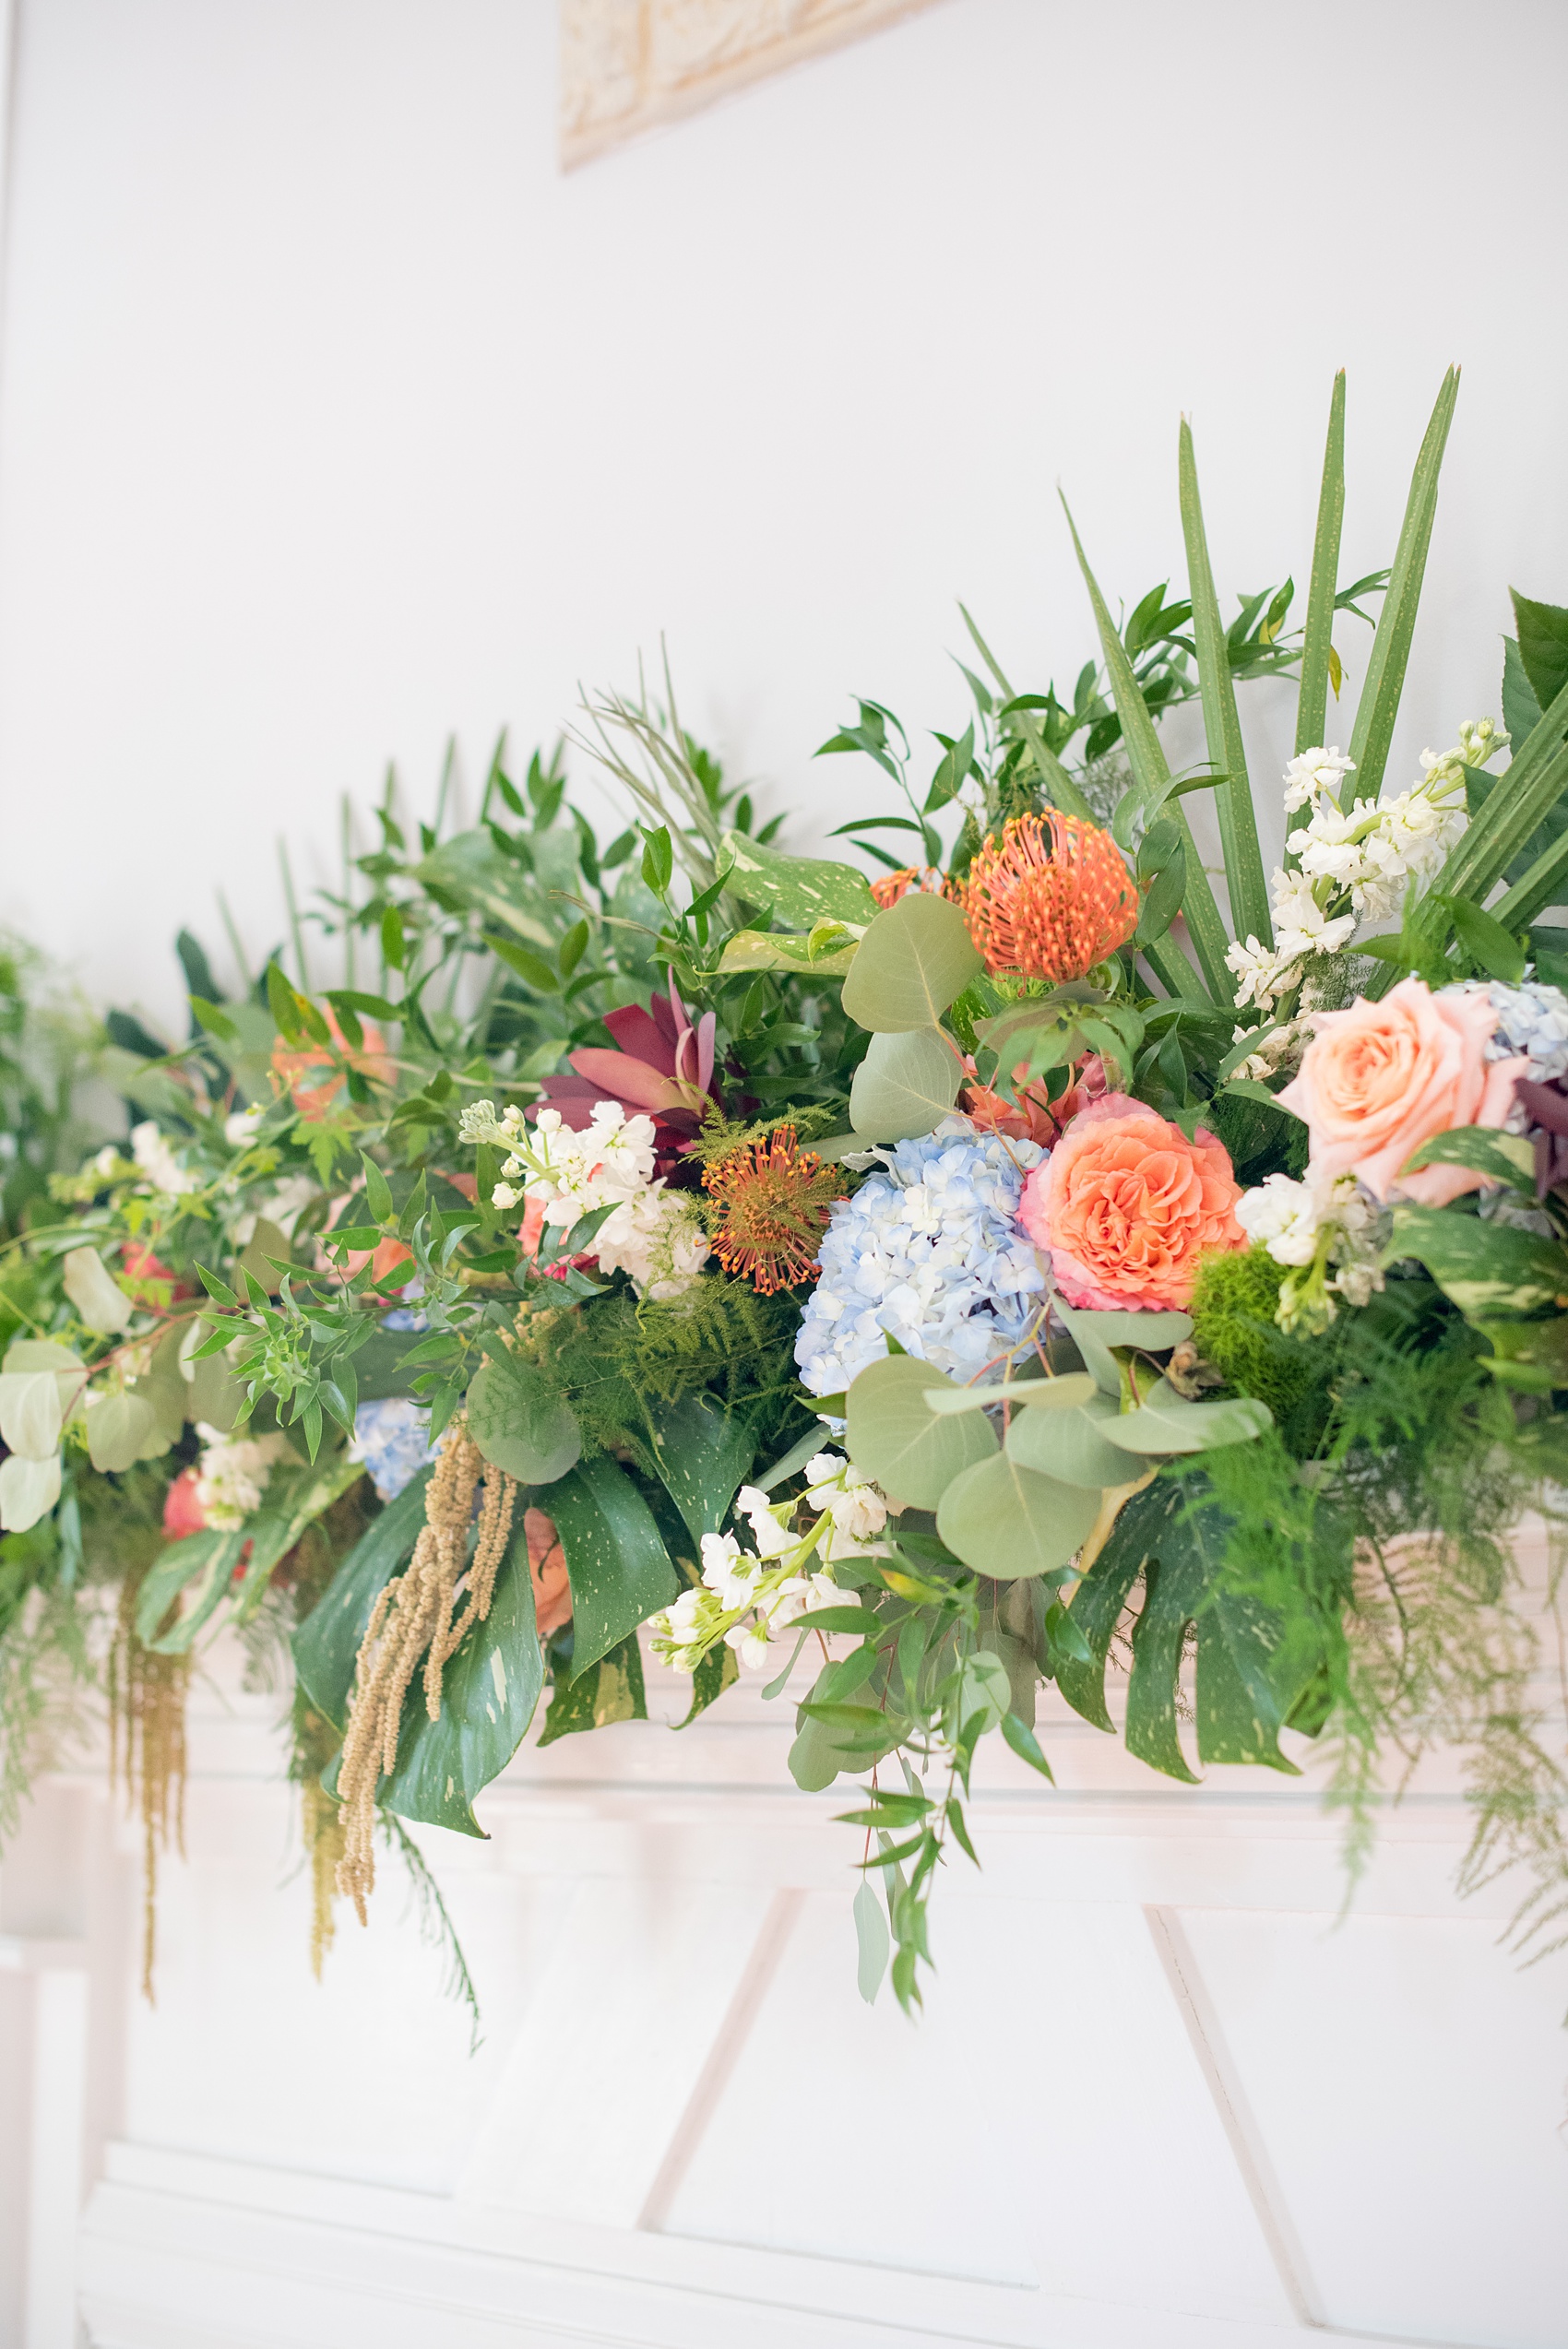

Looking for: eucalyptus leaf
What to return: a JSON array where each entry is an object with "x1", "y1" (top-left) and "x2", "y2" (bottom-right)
[
  {"x1": 935, "y1": 1452, "x2": 1099, "y2": 1581},
  {"x1": 840, "y1": 893, "x2": 983, "y2": 1034},
  {"x1": 845, "y1": 1354, "x2": 997, "y2": 1510},
  {"x1": 1003, "y1": 1377, "x2": 1146, "y2": 1488},
  {"x1": 0, "y1": 1370, "x2": 63, "y2": 1461},
  {"x1": 1111, "y1": 1380, "x2": 1272, "y2": 1455},
  {"x1": 1051, "y1": 1301, "x2": 1194, "y2": 1396},
  {"x1": 853, "y1": 1877, "x2": 889, "y2": 2004},
  {"x1": 85, "y1": 1390, "x2": 160, "y2": 1474},
  {"x1": 849, "y1": 1026, "x2": 964, "y2": 1141},
  {"x1": 466, "y1": 1351, "x2": 581, "y2": 1486}
]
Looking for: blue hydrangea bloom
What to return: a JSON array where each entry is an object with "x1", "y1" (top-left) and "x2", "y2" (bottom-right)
[
  {"x1": 352, "y1": 1396, "x2": 438, "y2": 1502},
  {"x1": 794, "y1": 1119, "x2": 1048, "y2": 1394}
]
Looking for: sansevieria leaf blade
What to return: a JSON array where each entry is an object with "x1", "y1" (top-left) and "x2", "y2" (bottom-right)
[
  {"x1": 1179, "y1": 419, "x2": 1270, "y2": 945},
  {"x1": 1291, "y1": 370, "x2": 1347, "y2": 834},
  {"x1": 1062, "y1": 498, "x2": 1229, "y2": 1003},
  {"x1": 1344, "y1": 367, "x2": 1459, "y2": 803}
]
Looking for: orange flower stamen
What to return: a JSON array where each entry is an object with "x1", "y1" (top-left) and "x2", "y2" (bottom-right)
[
  {"x1": 962, "y1": 813, "x2": 1139, "y2": 983},
  {"x1": 702, "y1": 1126, "x2": 843, "y2": 1295}
]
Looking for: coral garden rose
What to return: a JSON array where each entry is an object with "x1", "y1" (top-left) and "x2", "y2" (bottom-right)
[
  {"x1": 1277, "y1": 977, "x2": 1528, "y2": 1206},
  {"x1": 1017, "y1": 1092, "x2": 1247, "y2": 1311}
]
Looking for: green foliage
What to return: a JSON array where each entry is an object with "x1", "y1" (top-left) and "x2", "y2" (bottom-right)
[{"x1": 1191, "y1": 1248, "x2": 1322, "y2": 1433}]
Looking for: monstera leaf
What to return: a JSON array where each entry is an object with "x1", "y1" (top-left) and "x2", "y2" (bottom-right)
[
  {"x1": 1057, "y1": 1473, "x2": 1320, "y2": 1781},
  {"x1": 1390, "y1": 1204, "x2": 1568, "y2": 1321}
]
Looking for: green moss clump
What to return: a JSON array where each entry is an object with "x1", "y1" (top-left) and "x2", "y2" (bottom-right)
[{"x1": 1190, "y1": 1246, "x2": 1321, "y2": 1436}]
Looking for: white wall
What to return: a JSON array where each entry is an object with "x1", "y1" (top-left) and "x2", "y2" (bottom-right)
[{"x1": 0, "y1": 0, "x2": 1565, "y2": 1032}]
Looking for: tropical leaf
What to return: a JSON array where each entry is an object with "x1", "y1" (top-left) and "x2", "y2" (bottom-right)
[
  {"x1": 1179, "y1": 421, "x2": 1270, "y2": 943},
  {"x1": 546, "y1": 1456, "x2": 679, "y2": 1682},
  {"x1": 719, "y1": 831, "x2": 878, "y2": 931},
  {"x1": 1293, "y1": 371, "x2": 1347, "y2": 792},
  {"x1": 643, "y1": 1388, "x2": 755, "y2": 1546},
  {"x1": 292, "y1": 1466, "x2": 435, "y2": 1728},
  {"x1": 537, "y1": 1631, "x2": 647, "y2": 1746},
  {"x1": 1061, "y1": 1476, "x2": 1311, "y2": 1781},
  {"x1": 1061, "y1": 500, "x2": 1229, "y2": 1002},
  {"x1": 1388, "y1": 1203, "x2": 1568, "y2": 1320},
  {"x1": 134, "y1": 1528, "x2": 248, "y2": 1649},
  {"x1": 1344, "y1": 368, "x2": 1459, "y2": 804},
  {"x1": 717, "y1": 929, "x2": 859, "y2": 978},
  {"x1": 1401, "y1": 1127, "x2": 1535, "y2": 1192}
]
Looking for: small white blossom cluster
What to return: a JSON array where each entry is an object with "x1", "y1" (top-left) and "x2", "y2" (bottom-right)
[
  {"x1": 649, "y1": 1454, "x2": 888, "y2": 1675},
  {"x1": 1226, "y1": 730, "x2": 1503, "y2": 1018},
  {"x1": 193, "y1": 1423, "x2": 289, "y2": 1526},
  {"x1": 459, "y1": 1097, "x2": 708, "y2": 1301},
  {"x1": 1236, "y1": 1169, "x2": 1386, "y2": 1334},
  {"x1": 1229, "y1": 1017, "x2": 1306, "y2": 1084},
  {"x1": 131, "y1": 1120, "x2": 200, "y2": 1197}
]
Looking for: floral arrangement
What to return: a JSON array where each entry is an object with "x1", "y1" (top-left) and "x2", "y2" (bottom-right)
[{"x1": 4, "y1": 372, "x2": 1568, "y2": 2015}]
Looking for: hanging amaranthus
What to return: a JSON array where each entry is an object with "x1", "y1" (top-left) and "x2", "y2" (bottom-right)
[
  {"x1": 335, "y1": 1422, "x2": 517, "y2": 1923},
  {"x1": 109, "y1": 1572, "x2": 190, "y2": 2004}
]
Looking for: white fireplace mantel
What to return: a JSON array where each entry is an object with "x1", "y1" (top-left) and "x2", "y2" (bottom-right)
[{"x1": 2, "y1": 1521, "x2": 1566, "y2": 2349}]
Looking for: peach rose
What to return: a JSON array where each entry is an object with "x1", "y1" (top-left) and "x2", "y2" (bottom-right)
[
  {"x1": 1276, "y1": 978, "x2": 1528, "y2": 1206},
  {"x1": 1018, "y1": 1092, "x2": 1247, "y2": 1311},
  {"x1": 526, "y1": 1506, "x2": 573, "y2": 1636}
]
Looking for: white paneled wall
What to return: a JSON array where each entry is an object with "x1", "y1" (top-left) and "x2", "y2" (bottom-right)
[
  {"x1": 0, "y1": 1, "x2": 1566, "y2": 1026},
  {"x1": 2, "y1": 1523, "x2": 1564, "y2": 2347}
]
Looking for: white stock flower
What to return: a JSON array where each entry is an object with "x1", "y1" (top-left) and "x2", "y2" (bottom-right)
[
  {"x1": 1281, "y1": 746, "x2": 1355, "y2": 813},
  {"x1": 131, "y1": 1121, "x2": 199, "y2": 1197},
  {"x1": 224, "y1": 1106, "x2": 264, "y2": 1148},
  {"x1": 734, "y1": 1484, "x2": 794, "y2": 1559},
  {"x1": 1236, "y1": 1173, "x2": 1323, "y2": 1268},
  {"x1": 724, "y1": 1621, "x2": 774, "y2": 1672},
  {"x1": 194, "y1": 1425, "x2": 288, "y2": 1527}
]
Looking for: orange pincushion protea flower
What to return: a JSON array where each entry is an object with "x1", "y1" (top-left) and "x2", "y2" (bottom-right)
[
  {"x1": 702, "y1": 1125, "x2": 843, "y2": 1295},
  {"x1": 870, "y1": 865, "x2": 956, "y2": 910},
  {"x1": 962, "y1": 812, "x2": 1139, "y2": 983}
]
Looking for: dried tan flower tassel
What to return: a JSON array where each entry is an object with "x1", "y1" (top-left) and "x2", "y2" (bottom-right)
[
  {"x1": 110, "y1": 1574, "x2": 191, "y2": 2005},
  {"x1": 335, "y1": 1423, "x2": 516, "y2": 1924}
]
